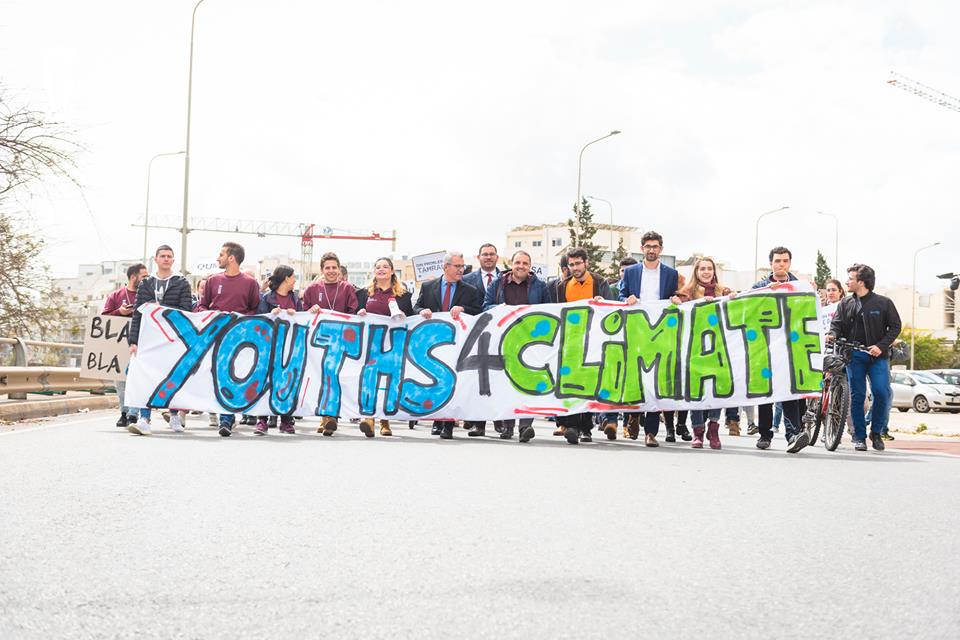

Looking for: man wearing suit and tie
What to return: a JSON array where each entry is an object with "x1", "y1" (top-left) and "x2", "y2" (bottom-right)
[
  {"x1": 414, "y1": 251, "x2": 481, "y2": 440},
  {"x1": 618, "y1": 231, "x2": 679, "y2": 448},
  {"x1": 461, "y1": 243, "x2": 502, "y2": 437}
]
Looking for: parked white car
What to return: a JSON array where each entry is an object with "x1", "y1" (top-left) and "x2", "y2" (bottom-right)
[
  {"x1": 890, "y1": 370, "x2": 960, "y2": 413},
  {"x1": 927, "y1": 369, "x2": 960, "y2": 387}
]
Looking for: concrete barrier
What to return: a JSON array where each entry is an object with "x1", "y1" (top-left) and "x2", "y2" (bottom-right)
[{"x1": 0, "y1": 395, "x2": 118, "y2": 422}]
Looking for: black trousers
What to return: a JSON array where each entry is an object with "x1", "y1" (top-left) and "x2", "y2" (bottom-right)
[
  {"x1": 557, "y1": 412, "x2": 594, "y2": 434},
  {"x1": 758, "y1": 400, "x2": 803, "y2": 440}
]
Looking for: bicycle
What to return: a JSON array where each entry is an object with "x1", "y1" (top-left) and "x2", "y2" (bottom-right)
[{"x1": 813, "y1": 337, "x2": 870, "y2": 451}]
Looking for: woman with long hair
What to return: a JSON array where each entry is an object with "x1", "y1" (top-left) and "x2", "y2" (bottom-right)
[
  {"x1": 671, "y1": 257, "x2": 732, "y2": 449},
  {"x1": 354, "y1": 257, "x2": 415, "y2": 437},
  {"x1": 824, "y1": 278, "x2": 845, "y2": 304},
  {"x1": 254, "y1": 265, "x2": 302, "y2": 436}
]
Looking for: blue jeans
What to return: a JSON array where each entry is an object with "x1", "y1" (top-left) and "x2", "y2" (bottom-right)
[
  {"x1": 690, "y1": 409, "x2": 721, "y2": 426},
  {"x1": 847, "y1": 352, "x2": 891, "y2": 440}
]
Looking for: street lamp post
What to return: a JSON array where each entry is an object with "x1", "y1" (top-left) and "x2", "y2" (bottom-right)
[
  {"x1": 586, "y1": 195, "x2": 614, "y2": 250},
  {"x1": 143, "y1": 151, "x2": 186, "y2": 265},
  {"x1": 752, "y1": 206, "x2": 790, "y2": 279},
  {"x1": 574, "y1": 130, "x2": 620, "y2": 244},
  {"x1": 181, "y1": 0, "x2": 207, "y2": 275},
  {"x1": 815, "y1": 210, "x2": 839, "y2": 278},
  {"x1": 911, "y1": 241, "x2": 941, "y2": 369}
]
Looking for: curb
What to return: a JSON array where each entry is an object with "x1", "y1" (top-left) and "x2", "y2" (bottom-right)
[{"x1": 0, "y1": 396, "x2": 118, "y2": 422}]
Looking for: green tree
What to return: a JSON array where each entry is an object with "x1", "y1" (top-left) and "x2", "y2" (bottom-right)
[
  {"x1": 814, "y1": 250, "x2": 831, "y2": 289},
  {"x1": 1, "y1": 87, "x2": 78, "y2": 340},
  {"x1": 899, "y1": 328, "x2": 955, "y2": 369},
  {"x1": 606, "y1": 237, "x2": 630, "y2": 280},
  {"x1": 567, "y1": 197, "x2": 604, "y2": 272}
]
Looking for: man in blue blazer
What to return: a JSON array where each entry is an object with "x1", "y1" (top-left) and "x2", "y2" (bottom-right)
[
  {"x1": 461, "y1": 243, "x2": 503, "y2": 437},
  {"x1": 618, "y1": 231, "x2": 679, "y2": 447}
]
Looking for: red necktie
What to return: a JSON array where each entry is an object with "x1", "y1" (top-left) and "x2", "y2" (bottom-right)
[
  {"x1": 486, "y1": 273, "x2": 493, "y2": 287},
  {"x1": 441, "y1": 282, "x2": 452, "y2": 311}
]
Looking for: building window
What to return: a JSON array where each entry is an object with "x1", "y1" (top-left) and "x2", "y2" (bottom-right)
[
  {"x1": 532, "y1": 240, "x2": 542, "y2": 247},
  {"x1": 918, "y1": 295, "x2": 930, "y2": 308},
  {"x1": 514, "y1": 241, "x2": 521, "y2": 248},
  {"x1": 551, "y1": 238, "x2": 562, "y2": 246}
]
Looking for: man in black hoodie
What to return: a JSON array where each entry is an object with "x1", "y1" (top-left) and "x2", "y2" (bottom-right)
[
  {"x1": 127, "y1": 244, "x2": 195, "y2": 436},
  {"x1": 828, "y1": 264, "x2": 901, "y2": 451}
]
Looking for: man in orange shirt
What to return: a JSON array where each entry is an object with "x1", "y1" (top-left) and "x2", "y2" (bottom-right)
[{"x1": 553, "y1": 247, "x2": 615, "y2": 444}]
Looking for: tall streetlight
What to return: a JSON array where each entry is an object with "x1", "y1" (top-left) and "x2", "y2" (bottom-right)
[
  {"x1": 574, "y1": 130, "x2": 620, "y2": 243},
  {"x1": 144, "y1": 151, "x2": 186, "y2": 265},
  {"x1": 911, "y1": 241, "x2": 941, "y2": 369},
  {"x1": 586, "y1": 195, "x2": 614, "y2": 250},
  {"x1": 752, "y1": 206, "x2": 790, "y2": 279},
  {"x1": 815, "y1": 210, "x2": 839, "y2": 278},
  {"x1": 181, "y1": 0, "x2": 207, "y2": 275}
]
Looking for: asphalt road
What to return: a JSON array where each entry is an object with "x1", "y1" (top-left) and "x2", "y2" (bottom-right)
[{"x1": 1, "y1": 411, "x2": 958, "y2": 639}]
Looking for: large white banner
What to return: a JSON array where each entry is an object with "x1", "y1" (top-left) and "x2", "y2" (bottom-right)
[{"x1": 125, "y1": 282, "x2": 825, "y2": 420}]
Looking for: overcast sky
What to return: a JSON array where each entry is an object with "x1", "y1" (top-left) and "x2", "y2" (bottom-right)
[{"x1": 2, "y1": 0, "x2": 958, "y2": 290}]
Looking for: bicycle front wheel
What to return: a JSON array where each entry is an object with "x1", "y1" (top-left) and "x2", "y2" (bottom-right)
[{"x1": 823, "y1": 376, "x2": 849, "y2": 451}]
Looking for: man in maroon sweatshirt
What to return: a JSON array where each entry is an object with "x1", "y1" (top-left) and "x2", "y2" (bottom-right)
[
  {"x1": 196, "y1": 241, "x2": 261, "y2": 437},
  {"x1": 103, "y1": 262, "x2": 147, "y2": 427}
]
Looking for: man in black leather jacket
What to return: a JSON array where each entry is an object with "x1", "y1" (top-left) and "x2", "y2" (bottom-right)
[{"x1": 828, "y1": 263, "x2": 901, "y2": 451}]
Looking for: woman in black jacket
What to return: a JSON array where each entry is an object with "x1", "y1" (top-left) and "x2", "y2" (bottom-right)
[{"x1": 354, "y1": 257, "x2": 414, "y2": 437}]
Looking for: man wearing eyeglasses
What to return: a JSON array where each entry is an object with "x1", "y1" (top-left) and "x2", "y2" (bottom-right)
[
  {"x1": 414, "y1": 250, "x2": 481, "y2": 439},
  {"x1": 462, "y1": 243, "x2": 504, "y2": 438},
  {"x1": 619, "y1": 231, "x2": 680, "y2": 447}
]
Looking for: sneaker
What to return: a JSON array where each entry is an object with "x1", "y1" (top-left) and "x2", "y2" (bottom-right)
[
  {"x1": 580, "y1": 431, "x2": 593, "y2": 443},
  {"x1": 254, "y1": 419, "x2": 268, "y2": 436},
  {"x1": 208, "y1": 414, "x2": 218, "y2": 427},
  {"x1": 279, "y1": 419, "x2": 295, "y2": 435},
  {"x1": 747, "y1": 422, "x2": 759, "y2": 435},
  {"x1": 665, "y1": 432, "x2": 676, "y2": 443},
  {"x1": 869, "y1": 433, "x2": 885, "y2": 451},
  {"x1": 564, "y1": 427, "x2": 579, "y2": 445},
  {"x1": 786, "y1": 431, "x2": 810, "y2": 454},
  {"x1": 518, "y1": 425, "x2": 535, "y2": 443},
  {"x1": 880, "y1": 432, "x2": 894, "y2": 441},
  {"x1": 169, "y1": 414, "x2": 185, "y2": 432},
  {"x1": 676, "y1": 424, "x2": 693, "y2": 442},
  {"x1": 115, "y1": 413, "x2": 129, "y2": 427},
  {"x1": 128, "y1": 418, "x2": 152, "y2": 436},
  {"x1": 161, "y1": 410, "x2": 171, "y2": 424},
  {"x1": 218, "y1": 422, "x2": 233, "y2": 437},
  {"x1": 853, "y1": 439, "x2": 867, "y2": 451},
  {"x1": 756, "y1": 436, "x2": 771, "y2": 450}
]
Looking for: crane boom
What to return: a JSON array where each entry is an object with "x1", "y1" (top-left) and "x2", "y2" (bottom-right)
[{"x1": 887, "y1": 71, "x2": 960, "y2": 113}]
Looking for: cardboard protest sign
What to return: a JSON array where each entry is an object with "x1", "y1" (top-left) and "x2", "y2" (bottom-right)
[
  {"x1": 81, "y1": 314, "x2": 132, "y2": 380},
  {"x1": 126, "y1": 282, "x2": 826, "y2": 420},
  {"x1": 412, "y1": 252, "x2": 446, "y2": 282}
]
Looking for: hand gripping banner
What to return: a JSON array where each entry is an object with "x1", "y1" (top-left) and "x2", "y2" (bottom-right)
[{"x1": 125, "y1": 283, "x2": 825, "y2": 420}]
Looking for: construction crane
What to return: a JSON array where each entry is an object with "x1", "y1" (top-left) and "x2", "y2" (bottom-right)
[
  {"x1": 133, "y1": 215, "x2": 397, "y2": 279},
  {"x1": 887, "y1": 71, "x2": 960, "y2": 113}
]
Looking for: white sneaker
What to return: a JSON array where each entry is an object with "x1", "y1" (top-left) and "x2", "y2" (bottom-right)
[
  {"x1": 128, "y1": 418, "x2": 152, "y2": 435},
  {"x1": 208, "y1": 414, "x2": 218, "y2": 427},
  {"x1": 169, "y1": 414, "x2": 184, "y2": 432}
]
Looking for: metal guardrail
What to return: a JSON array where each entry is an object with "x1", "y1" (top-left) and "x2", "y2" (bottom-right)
[
  {"x1": 0, "y1": 337, "x2": 89, "y2": 399},
  {"x1": 0, "y1": 366, "x2": 111, "y2": 395}
]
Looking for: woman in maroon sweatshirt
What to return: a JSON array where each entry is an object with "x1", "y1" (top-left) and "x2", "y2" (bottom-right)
[
  {"x1": 671, "y1": 256, "x2": 732, "y2": 450},
  {"x1": 353, "y1": 257, "x2": 414, "y2": 437}
]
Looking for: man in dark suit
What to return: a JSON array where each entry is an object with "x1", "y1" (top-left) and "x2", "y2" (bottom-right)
[
  {"x1": 461, "y1": 243, "x2": 503, "y2": 437},
  {"x1": 414, "y1": 250, "x2": 480, "y2": 439},
  {"x1": 618, "y1": 230, "x2": 679, "y2": 447}
]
